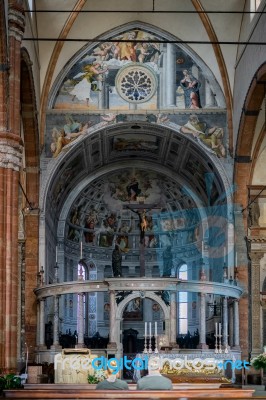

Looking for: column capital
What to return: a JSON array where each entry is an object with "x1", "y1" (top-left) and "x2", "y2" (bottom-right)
[
  {"x1": 0, "y1": 134, "x2": 23, "y2": 171},
  {"x1": 249, "y1": 251, "x2": 264, "y2": 263},
  {"x1": 8, "y1": 7, "x2": 25, "y2": 41}
]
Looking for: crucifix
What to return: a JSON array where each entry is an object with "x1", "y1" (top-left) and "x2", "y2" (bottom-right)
[{"x1": 123, "y1": 202, "x2": 160, "y2": 277}]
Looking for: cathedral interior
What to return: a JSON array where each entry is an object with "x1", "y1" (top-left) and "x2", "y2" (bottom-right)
[{"x1": 1, "y1": 0, "x2": 266, "y2": 389}]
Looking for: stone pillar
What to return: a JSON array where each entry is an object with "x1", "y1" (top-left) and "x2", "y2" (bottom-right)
[
  {"x1": 233, "y1": 299, "x2": 240, "y2": 349},
  {"x1": 107, "y1": 290, "x2": 117, "y2": 351},
  {"x1": 222, "y1": 297, "x2": 229, "y2": 349},
  {"x1": 229, "y1": 303, "x2": 234, "y2": 348},
  {"x1": 198, "y1": 293, "x2": 208, "y2": 349},
  {"x1": 170, "y1": 292, "x2": 178, "y2": 348},
  {"x1": 0, "y1": 2, "x2": 24, "y2": 372},
  {"x1": 24, "y1": 209, "x2": 40, "y2": 356},
  {"x1": 76, "y1": 293, "x2": 84, "y2": 348},
  {"x1": 51, "y1": 295, "x2": 61, "y2": 349},
  {"x1": 38, "y1": 299, "x2": 46, "y2": 349},
  {"x1": 165, "y1": 44, "x2": 176, "y2": 107},
  {"x1": 250, "y1": 252, "x2": 264, "y2": 357}
]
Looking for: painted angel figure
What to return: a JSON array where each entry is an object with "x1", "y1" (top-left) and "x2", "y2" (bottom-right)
[
  {"x1": 50, "y1": 123, "x2": 89, "y2": 157},
  {"x1": 101, "y1": 113, "x2": 116, "y2": 124}
]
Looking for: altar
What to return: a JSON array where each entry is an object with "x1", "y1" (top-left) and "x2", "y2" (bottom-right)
[{"x1": 134, "y1": 351, "x2": 242, "y2": 383}]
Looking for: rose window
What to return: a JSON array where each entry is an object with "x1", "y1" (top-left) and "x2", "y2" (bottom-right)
[{"x1": 115, "y1": 64, "x2": 157, "y2": 103}]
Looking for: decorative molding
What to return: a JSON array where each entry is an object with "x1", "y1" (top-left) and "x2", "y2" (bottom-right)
[
  {"x1": 34, "y1": 277, "x2": 243, "y2": 301},
  {"x1": 8, "y1": 9, "x2": 25, "y2": 40},
  {"x1": 247, "y1": 236, "x2": 266, "y2": 243}
]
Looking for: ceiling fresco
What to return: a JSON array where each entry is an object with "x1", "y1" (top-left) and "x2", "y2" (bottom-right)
[{"x1": 46, "y1": 112, "x2": 227, "y2": 160}]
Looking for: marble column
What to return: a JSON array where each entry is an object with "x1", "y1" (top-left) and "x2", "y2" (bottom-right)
[
  {"x1": 76, "y1": 293, "x2": 84, "y2": 348},
  {"x1": 170, "y1": 292, "x2": 178, "y2": 348},
  {"x1": 51, "y1": 295, "x2": 61, "y2": 349},
  {"x1": 222, "y1": 297, "x2": 229, "y2": 349},
  {"x1": 204, "y1": 80, "x2": 216, "y2": 107},
  {"x1": 233, "y1": 299, "x2": 240, "y2": 349},
  {"x1": 250, "y1": 252, "x2": 264, "y2": 357},
  {"x1": 107, "y1": 290, "x2": 117, "y2": 350},
  {"x1": 165, "y1": 44, "x2": 176, "y2": 107},
  {"x1": 38, "y1": 299, "x2": 46, "y2": 349},
  {"x1": 98, "y1": 79, "x2": 109, "y2": 109},
  {"x1": 229, "y1": 303, "x2": 234, "y2": 348},
  {"x1": 198, "y1": 293, "x2": 208, "y2": 349}
]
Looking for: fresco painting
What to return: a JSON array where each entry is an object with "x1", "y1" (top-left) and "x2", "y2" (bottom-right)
[{"x1": 52, "y1": 29, "x2": 218, "y2": 111}]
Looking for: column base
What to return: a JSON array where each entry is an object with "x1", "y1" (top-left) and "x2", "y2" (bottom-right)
[
  {"x1": 107, "y1": 342, "x2": 118, "y2": 351},
  {"x1": 75, "y1": 344, "x2": 85, "y2": 349},
  {"x1": 197, "y1": 343, "x2": 209, "y2": 349},
  {"x1": 50, "y1": 344, "x2": 62, "y2": 351},
  {"x1": 37, "y1": 345, "x2": 47, "y2": 350},
  {"x1": 232, "y1": 345, "x2": 241, "y2": 351},
  {"x1": 251, "y1": 349, "x2": 262, "y2": 358},
  {"x1": 169, "y1": 342, "x2": 179, "y2": 350}
]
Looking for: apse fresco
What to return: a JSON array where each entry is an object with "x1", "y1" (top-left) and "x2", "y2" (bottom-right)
[
  {"x1": 52, "y1": 28, "x2": 220, "y2": 111},
  {"x1": 50, "y1": 156, "x2": 84, "y2": 210},
  {"x1": 65, "y1": 169, "x2": 203, "y2": 252},
  {"x1": 102, "y1": 170, "x2": 164, "y2": 206}
]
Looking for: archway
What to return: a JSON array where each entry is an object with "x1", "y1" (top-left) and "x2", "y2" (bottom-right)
[{"x1": 116, "y1": 291, "x2": 170, "y2": 357}]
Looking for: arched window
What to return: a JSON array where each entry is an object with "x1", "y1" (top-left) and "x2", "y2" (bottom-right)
[{"x1": 178, "y1": 264, "x2": 188, "y2": 334}]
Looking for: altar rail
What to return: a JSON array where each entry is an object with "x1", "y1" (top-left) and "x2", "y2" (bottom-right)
[{"x1": 3, "y1": 387, "x2": 254, "y2": 399}]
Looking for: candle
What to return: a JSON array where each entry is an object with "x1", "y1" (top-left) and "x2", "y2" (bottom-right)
[
  {"x1": 149, "y1": 322, "x2": 152, "y2": 337},
  {"x1": 145, "y1": 322, "x2": 147, "y2": 338},
  {"x1": 215, "y1": 322, "x2": 218, "y2": 336},
  {"x1": 235, "y1": 252, "x2": 238, "y2": 266},
  {"x1": 219, "y1": 323, "x2": 221, "y2": 336},
  {"x1": 202, "y1": 241, "x2": 204, "y2": 254},
  {"x1": 155, "y1": 321, "x2": 157, "y2": 337},
  {"x1": 224, "y1": 247, "x2": 226, "y2": 262},
  {"x1": 80, "y1": 241, "x2": 83, "y2": 259},
  {"x1": 55, "y1": 246, "x2": 58, "y2": 263}
]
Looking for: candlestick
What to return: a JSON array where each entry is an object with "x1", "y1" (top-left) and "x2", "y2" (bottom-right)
[
  {"x1": 143, "y1": 323, "x2": 148, "y2": 353},
  {"x1": 80, "y1": 241, "x2": 83, "y2": 259},
  {"x1": 148, "y1": 322, "x2": 152, "y2": 353},
  {"x1": 55, "y1": 245, "x2": 58, "y2": 263},
  {"x1": 155, "y1": 321, "x2": 157, "y2": 337}
]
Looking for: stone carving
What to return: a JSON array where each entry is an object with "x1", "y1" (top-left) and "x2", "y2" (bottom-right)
[
  {"x1": 248, "y1": 200, "x2": 260, "y2": 227},
  {"x1": 54, "y1": 349, "x2": 97, "y2": 383}
]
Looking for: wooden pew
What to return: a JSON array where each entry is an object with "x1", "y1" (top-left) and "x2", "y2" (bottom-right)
[{"x1": 3, "y1": 387, "x2": 254, "y2": 399}]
